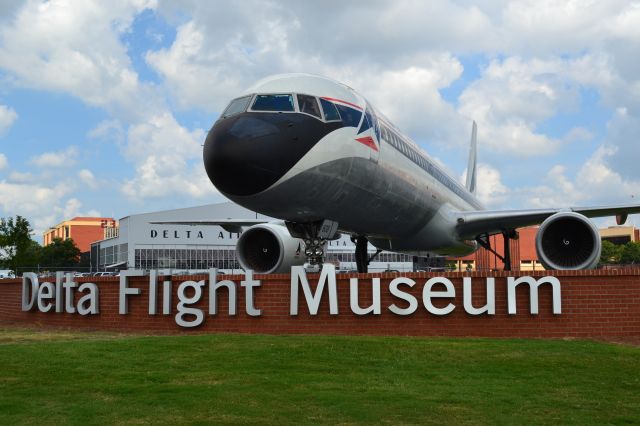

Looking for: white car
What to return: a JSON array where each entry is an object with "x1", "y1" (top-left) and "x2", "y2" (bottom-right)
[{"x1": 0, "y1": 270, "x2": 15, "y2": 279}]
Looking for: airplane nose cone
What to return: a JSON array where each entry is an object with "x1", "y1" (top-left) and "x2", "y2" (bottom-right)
[
  {"x1": 204, "y1": 114, "x2": 284, "y2": 196},
  {"x1": 203, "y1": 112, "x2": 341, "y2": 197}
]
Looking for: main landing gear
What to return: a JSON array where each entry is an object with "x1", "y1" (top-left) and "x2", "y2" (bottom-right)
[
  {"x1": 353, "y1": 235, "x2": 382, "y2": 273},
  {"x1": 475, "y1": 229, "x2": 518, "y2": 271},
  {"x1": 286, "y1": 220, "x2": 382, "y2": 272}
]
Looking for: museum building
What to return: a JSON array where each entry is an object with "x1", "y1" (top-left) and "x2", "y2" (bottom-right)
[
  {"x1": 44, "y1": 216, "x2": 117, "y2": 252},
  {"x1": 90, "y1": 202, "x2": 413, "y2": 273}
]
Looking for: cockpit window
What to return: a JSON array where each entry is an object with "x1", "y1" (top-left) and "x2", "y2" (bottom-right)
[
  {"x1": 319, "y1": 98, "x2": 341, "y2": 121},
  {"x1": 251, "y1": 94, "x2": 295, "y2": 112},
  {"x1": 297, "y1": 94, "x2": 322, "y2": 119},
  {"x1": 222, "y1": 95, "x2": 251, "y2": 118},
  {"x1": 335, "y1": 104, "x2": 362, "y2": 128}
]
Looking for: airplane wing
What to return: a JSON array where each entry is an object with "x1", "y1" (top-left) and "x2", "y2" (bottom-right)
[
  {"x1": 148, "y1": 219, "x2": 269, "y2": 233},
  {"x1": 455, "y1": 203, "x2": 640, "y2": 239}
]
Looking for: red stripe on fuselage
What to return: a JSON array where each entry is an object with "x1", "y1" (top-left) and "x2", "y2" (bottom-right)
[
  {"x1": 355, "y1": 136, "x2": 378, "y2": 151},
  {"x1": 321, "y1": 96, "x2": 363, "y2": 110}
]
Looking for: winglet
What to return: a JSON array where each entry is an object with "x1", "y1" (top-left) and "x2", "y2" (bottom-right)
[{"x1": 465, "y1": 121, "x2": 477, "y2": 194}]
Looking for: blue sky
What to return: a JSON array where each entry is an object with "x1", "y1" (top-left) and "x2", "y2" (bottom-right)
[{"x1": 1, "y1": 1, "x2": 639, "y2": 239}]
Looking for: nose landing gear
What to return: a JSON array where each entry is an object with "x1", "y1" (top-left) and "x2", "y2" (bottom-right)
[
  {"x1": 304, "y1": 237, "x2": 326, "y2": 267},
  {"x1": 286, "y1": 219, "x2": 339, "y2": 268}
]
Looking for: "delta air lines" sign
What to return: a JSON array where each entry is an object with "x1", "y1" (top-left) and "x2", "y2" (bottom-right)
[{"x1": 20, "y1": 265, "x2": 561, "y2": 328}]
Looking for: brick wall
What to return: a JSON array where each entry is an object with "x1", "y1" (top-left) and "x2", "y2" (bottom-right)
[
  {"x1": 1, "y1": 270, "x2": 639, "y2": 342},
  {"x1": 70, "y1": 225, "x2": 105, "y2": 253}
]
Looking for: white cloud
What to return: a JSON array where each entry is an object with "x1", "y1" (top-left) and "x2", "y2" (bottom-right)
[
  {"x1": 1, "y1": 1, "x2": 640, "y2": 222},
  {"x1": 486, "y1": 147, "x2": 640, "y2": 212},
  {"x1": 61, "y1": 197, "x2": 101, "y2": 219},
  {"x1": 339, "y1": 57, "x2": 467, "y2": 144},
  {"x1": 457, "y1": 56, "x2": 580, "y2": 156},
  {"x1": 144, "y1": 3, "x2": 640, "y2": 163},
  {"x1": 145, "y1": 19, "x2": 257, "y2": 112},
  {"x1": 0, "y1": 104, "x2": 17, "y2": 136},
  {"x1": 121, "y1": 112, "x2": 216, "y2": 200},
  {"x1": 148, "y1": 1, "x2": 496, "y2": 113},
  {"x1": 465, "y1": 163, "x2": 509, "y2": 208},
  {"x1": 0, "y1": 0, "x2": 160, "y2": 120},
  {"x1": 125, "y1": 112, "x2": 202, "y2": 160},
  {"x1": 78, "y1": 169, "x2": 98, "y2": 190},
  {"x1": 7, "y1": 171, "x2": 34, "y2": 183},
  {"x1": 599, "y1": 108, "x2": 640, "y2": 179},
  {"x1": 563, "y1": 127, "x2": 593, "y2": 143},
  {"x1": 575, "y1": 146, "x2": 640, "y2": 203},
  {"x1": 0, "y1": 179, "x2": 71, "y2": 235},
  {"x1": 500, "y1": 1, "x2": 617, "y2": 54},
  {"x1": 29, "y1": 146, "x2": 79, "y2": 168},
  {"x1": 0, "y1": 153, "x2": 7, "y2": 170},
  {"x1": 0, "y1": 177, "x2": 105, "y2": 238},
  {"x1": 88, "y1": 119, "x2": 125, "y2": 145},
  {"x1": 122, "y1": 153, "x2": 216, "y2": 200},
  {"x1": 0, "y1": 2, "x2": 222, "y2": 205},
  {"x1": 0, "y1": 0, "x2": 22, "y2": 20}
]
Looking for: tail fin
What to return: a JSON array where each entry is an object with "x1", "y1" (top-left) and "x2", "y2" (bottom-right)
[{"x1": 465, "y1": 121, "x2": 477, "y2": 194}]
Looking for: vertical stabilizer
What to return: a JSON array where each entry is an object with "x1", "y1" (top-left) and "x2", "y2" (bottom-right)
[{"x1": 465, "y1": 121, "x2": 477, "y2": 194}]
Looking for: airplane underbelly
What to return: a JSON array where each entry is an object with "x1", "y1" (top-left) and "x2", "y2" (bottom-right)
[{"x1": 228, "y1": 157, "x2": 439, "y2": 238}]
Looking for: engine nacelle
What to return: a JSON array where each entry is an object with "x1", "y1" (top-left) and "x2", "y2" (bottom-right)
[
  {"x1": 236, "y1": 223, "x2": 306, "y2": 274},
  {"x1": 535, "y1": 212, "x2": 601, "y2": 270}
]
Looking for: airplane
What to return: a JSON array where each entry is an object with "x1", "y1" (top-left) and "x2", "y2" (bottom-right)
[{"x1": 162, "y1": 73, "x2": 640, "y2": 274}]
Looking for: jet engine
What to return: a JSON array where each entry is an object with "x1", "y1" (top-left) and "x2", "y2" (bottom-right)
[
  {"x1": 535, "y1": 212, "x2": 601, "y2": 270},
  {"x1": 236, "y1": 223, "x2": 306, "y2": 274}
]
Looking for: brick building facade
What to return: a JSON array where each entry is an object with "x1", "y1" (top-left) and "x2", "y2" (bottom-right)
[{"x1": 43, "y1": 217, "x2": 117, "y2": 253}]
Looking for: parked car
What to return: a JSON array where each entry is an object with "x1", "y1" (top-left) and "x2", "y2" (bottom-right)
[
  {"x1": 93, "y1": 272, "x2": 117, "y2": 277},
  {"x1": 0, "y1": 270, "x2": 15, "y2": 279}
]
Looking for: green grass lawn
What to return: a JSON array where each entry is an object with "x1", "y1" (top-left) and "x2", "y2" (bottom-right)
[{"x1": 0, "y1": 329, "x2": 639, "y2": 425}]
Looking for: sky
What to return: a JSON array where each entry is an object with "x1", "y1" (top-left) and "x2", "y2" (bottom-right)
[{"x1": 0, "y1": 0, "x2": 639, "y2": 240}]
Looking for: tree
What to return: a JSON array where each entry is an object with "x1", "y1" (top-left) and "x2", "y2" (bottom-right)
[
  {"x1": 0, "y1": 215, "x2": 39, "y2": 275},
  {"x1": 620, "y1": 241, "x2": 640, "y2": 265},
  {"x1": 599, "y1": 240, "x2": 623, "y2": 265},
  {"x1": 39, "y1": 237, "x2": 81, "y2": 270}
]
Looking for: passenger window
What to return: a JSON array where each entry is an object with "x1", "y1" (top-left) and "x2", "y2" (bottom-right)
[
  {"x1": 319, "y1": 98, "x2": 341, "y2": 121},
  {"x1": 251, "y1": 94, "x2": 295, "y2": 112},
  {"x1": 222, "y1": 96, "x2": 251, "y2": 117},
  {"x1": 297, "y1": 94, "x2": 322, "y2": 119}
]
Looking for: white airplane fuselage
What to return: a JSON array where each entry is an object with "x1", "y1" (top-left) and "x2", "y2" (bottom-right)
[{"x1": 204, "y1": 74, "x2": 483, "y2": 257}]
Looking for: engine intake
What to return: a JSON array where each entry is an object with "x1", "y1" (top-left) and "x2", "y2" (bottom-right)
[
  {"x1": 535, "y1": 212, "x2": 601, "y2": 270},
  {"x1": 236, "y1": 223, "x2": 305, "y2": 274}
]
